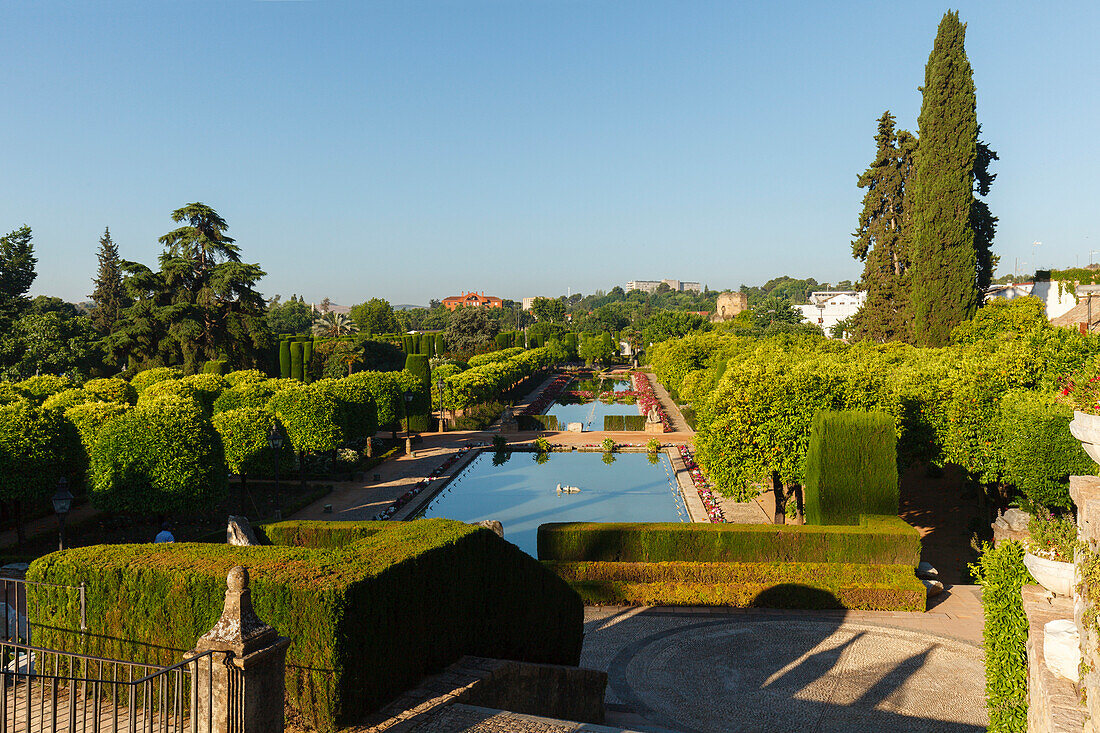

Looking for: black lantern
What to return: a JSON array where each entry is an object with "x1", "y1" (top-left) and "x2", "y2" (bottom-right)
[
  {"x1": 52, "y1": 476, "x2": 73, "y2": 551},
  {"x1": 267, "y1": 424, "x2": 283, "y2": 450}
]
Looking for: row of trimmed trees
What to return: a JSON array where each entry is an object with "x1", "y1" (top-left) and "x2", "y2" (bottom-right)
[
  {"x1": 651, "y1": 298, "x2": 1100, "y2": 518},
  {"x1": 0, "y1": 367, "x2": 426, "y2": 541}
]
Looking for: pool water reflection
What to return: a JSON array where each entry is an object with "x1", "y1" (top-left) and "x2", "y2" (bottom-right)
[
  {"x1": 547, "y1": 377, "x2": 637, "y2": 431},
  {"x1": 417, "y1": 450, "x2": 687, "y2": 556}
]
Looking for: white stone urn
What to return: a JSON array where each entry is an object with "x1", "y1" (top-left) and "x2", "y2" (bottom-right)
[
  {"x1": 1070, "y1": 410, "x2": 1100, "y2": 466},
  {"x1": 1024, "y1": 552, "x2": 1076, "y2": 597}
]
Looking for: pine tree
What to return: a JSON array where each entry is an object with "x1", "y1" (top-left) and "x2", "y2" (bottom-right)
[
  {"x1": 108, "y1": 204, "x2": 271, "y2": 372},
  {"x1": 89, "y1": 227, "x2": 130, "y2": 336},
  {"x1": 908, "y1": 11, "x2": 988, "y2": 346},
  {"x1": 849, "y1": 112, "x2": 918, "y2": 343}
]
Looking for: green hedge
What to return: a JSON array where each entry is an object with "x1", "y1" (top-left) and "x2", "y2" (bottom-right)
[
  {"x1": 537, "y1": 516, "x2": 920, "y2": 565},
  {"x1": 970, "y1": 540, "x2": 1032, "y2": 732},
  {"x1": 519, "y1": 414, "x2": 559, "y2": 431},
  {"x1": 255, "y1": 519, "x2": 389, "y2": 549},
  {"x1": 804, "y1": 410, "x2": 899, "y2": 525},
  {"x1": 27, "y1": 519, "x2": 584, "y2": 733},
  {"x1": 603, "y1": 415, "x2": 646, "y2": 431},
  {"x1": 546, "y1": 561, "x2": 925, "y2": 611},
  {"x1": 203, "y1": 359, "x2": 229, "y2": 375}
]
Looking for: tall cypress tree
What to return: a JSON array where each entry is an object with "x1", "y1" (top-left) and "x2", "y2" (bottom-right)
[
  {"x1": 908, "y1": 11, "x2": 988, "y2": 346},
  {"x1": 849, "y1": 112, "x2": 918, "y2": 343},
  {"x1": 89, "y1": 227, "x2": 130, "y2": 336}
]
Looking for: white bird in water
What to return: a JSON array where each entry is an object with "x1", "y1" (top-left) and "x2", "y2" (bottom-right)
[{"x1": 556, "y1": 483, "x2": 580, "y2": 494}]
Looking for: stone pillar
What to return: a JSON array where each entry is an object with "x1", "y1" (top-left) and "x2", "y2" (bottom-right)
[{"x1": 191, "y1": 566, "x2": 291, "y2": 733}]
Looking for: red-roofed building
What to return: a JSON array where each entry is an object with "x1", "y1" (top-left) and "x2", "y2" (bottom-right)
[{"x1": 441, "y1": 291, "x2": 504, "y2": 311}]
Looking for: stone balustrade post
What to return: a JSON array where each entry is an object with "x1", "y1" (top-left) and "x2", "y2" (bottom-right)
[{"x1": 190, "y1": 566, "x2": 291, "y2": 733}]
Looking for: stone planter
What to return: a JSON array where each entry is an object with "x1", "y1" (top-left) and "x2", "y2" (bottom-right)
[
  {"x1": 1070, "y1": 410, "x2": 1100, "y2": 466},
  {"x1": 1024, "y1": 552, "x2": 1076, "y2": 597}
]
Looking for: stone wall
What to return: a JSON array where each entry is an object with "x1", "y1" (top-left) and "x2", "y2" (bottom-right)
[
  {"x1": 1025, "y1": 476, "x2": 1100, "y2": 733},
  {"x1": 362, "y1": 656, "x2": 608, "y2": 732}
]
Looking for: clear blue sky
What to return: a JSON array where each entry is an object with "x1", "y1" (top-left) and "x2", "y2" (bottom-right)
[{"x1": 2, "y1": 1, "x2": 1097, "y2": 307}]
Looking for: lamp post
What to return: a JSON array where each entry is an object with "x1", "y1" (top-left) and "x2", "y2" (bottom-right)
[
  {"x1": 267, "y1": 425, "x2": 284, "y2": 519},
  {"x1": 403, "y1": 389, "x2": 415, "y2": 455},
  {"x1": 51, "y1": 477, "x2": 73, "y2": 552}
]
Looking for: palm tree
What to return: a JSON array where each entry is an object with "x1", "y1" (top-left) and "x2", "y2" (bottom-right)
[{"x1": 312, "y1": 312, "x2": 359, "y2": 338}]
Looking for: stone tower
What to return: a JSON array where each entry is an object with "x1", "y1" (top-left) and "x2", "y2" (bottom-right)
[{"x1": 713, "y1": 291, "x2": 748, "y2": 322}]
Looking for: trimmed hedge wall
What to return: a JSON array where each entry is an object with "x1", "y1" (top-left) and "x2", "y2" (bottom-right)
[
  {"x1": 970, "y1": 540, "x2": 1032, "y2": 732},
  {"x1": 255, "y1": 519, "x2": 387, "y2": 549},
  {"x1": 27, "y1": 519, "x2": 584, "y2": 733},
  {"x1": 804, "y1": 410, "x2": 899, "y2": 525},
  {"x1": 519, "y1": 414, "x2": 559, "y2": 431},
  {"x1": 546, "y1": 561, "x2": 925, "y2": 611},
  {"x1": 537, "y1": 516, "x2": 920, "y2": 565},
  {"x1": 603, "y1": 415, "x2": 646, "y2": 431}
]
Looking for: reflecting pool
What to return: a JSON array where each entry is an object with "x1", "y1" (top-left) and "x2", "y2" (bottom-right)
[
  {"x1": 546, "y1": 377, "x2": 638, "y2": 431},
  {"x1": 416, "y1": 450, "x2": 687, "y2": 556}
]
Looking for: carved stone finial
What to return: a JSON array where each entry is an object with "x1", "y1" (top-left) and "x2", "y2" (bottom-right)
[
  {"x1": 196, "y1": 565, "x2": 277, "y2": 655},
  {"x1": 228, "y1": 565, "x2": 248, "y2": 591}
]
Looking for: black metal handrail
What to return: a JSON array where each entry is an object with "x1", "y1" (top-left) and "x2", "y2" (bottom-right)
[
  {"x1": 2, "y1": 577, "x2": 87, "y2": 641},
  {"x1": 1, "y1": 640, "x2": 218, "y2": 733}
]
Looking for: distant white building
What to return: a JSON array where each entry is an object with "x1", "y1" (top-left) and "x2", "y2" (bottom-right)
[
  {"x1": 984, "y1": 281, "x2": 1076, "y2": 319},
  {"x1": 626, "y1": 279, "x2": 702, "y2": 294},
  {"x1": 521, "y1": 297, "x2": 541, "y2": 311},
  {"x1": 797, "y1": 291, "x2": 866, "y2": 335}
]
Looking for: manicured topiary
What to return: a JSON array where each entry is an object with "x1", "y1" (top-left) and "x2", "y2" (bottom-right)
[
  {"x1": 203, "y1": 359, "x2": 229, "y2": 375},
  {"x1": 0, "y1": 382, "x2": 25, "y2": 407},
  {"x1": 302, "y1": 340, "x2": 313, "y2": 383},
  {"x1": 89, "y1": 395, "x2": 228, "y2": 515},
  {"x1": 255, "y1": 519, "x2": 388, "y2": 549},
  {"x1": 43, "y1": 388, "x2": 92, "y2": 412},
  {"x1": 212, "y1": 408, "x2": 287, "y2": 480},
  {"x1": 343, "y1": 371, "x2": 419, "y2": 430},
  {"x1": 279, "y1": 340, "x2": 291, "y2": 378},
  {"x1": 212, "y1": 380, "x2": 279, "y2": 414},
  {"x1": 83, "y1": 378, "x2": 138, "y2": 405},
  {"x1": 435, "y1": 333, "x2": 445, "y2": 355},
  {"x1": 970, "y1": 541, "x2": 1031, "y2": 732},
  {"x1": 547, "y1": 561, "x2": 925, "y2": 611},
  {"x1": 138, "y1": 377, "x2": 200, "y2": 409},
  {"x1": 179, "y1": 373, "x2": 229, "y2": 413},
  {"x1": 311, "y1": 378, "x2": 378, "y2": 442},
  {"x1": 0, "y1": 402, "x2": 85, "y2": 515},
  {"x1": 28, "y1": 519, "x2": 585, "y2": 732},
  {"x1": 65, "y1": 402, "x2": 131, "y2": 450},
  {"x1": 804, "y1": 411, "x2": 899, "y2": 526},
  {"x1": 537, "y1": 517, "x2": 919, "y2": 565},
  {"x1": 266, "y1": 384, "x2": 343, "y2": 454},
  {"x1": 16, "y1": 374, "x2": 79, "y2": 404},
  {"x1": 129, "y1": 366, "x2": 182, "y2": 394},
  {"x1": 225, "y1": 369, "x2": 268, "y2": 388},
  {"x1": 290, "y1": 341, "x2": 304, "y2": 381},
  {"x1": 403, "y1": 354, "x2": 432, "y2": 432}
]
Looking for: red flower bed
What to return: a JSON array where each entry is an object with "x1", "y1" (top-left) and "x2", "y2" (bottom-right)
[
  {"x1": 631, "y1": 373, "x2": 671, "y2": 432},
  {"x1": 678, "y1": 444, "x2": 726, "y2": 522}
]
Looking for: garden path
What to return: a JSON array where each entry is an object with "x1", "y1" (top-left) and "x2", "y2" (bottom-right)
[
  {"x1": 0, "y1": 503, "x2": 100, "y2": 555},
  {"x1": 639, "y1": 372, "x2": 693, "y2": 434}
]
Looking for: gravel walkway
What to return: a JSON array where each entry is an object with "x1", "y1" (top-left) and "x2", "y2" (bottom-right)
[{"x1": 583, "y1": 605, "x2": 987, "y2": 733}]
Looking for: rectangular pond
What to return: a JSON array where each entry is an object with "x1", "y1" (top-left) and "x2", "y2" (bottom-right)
[
  {"x1": 416, "y1": 450, "x2": 688, "y2": 556},
  {"x1": 546, "y1": 376, "x2": 638, "y2": 431}
]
